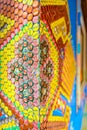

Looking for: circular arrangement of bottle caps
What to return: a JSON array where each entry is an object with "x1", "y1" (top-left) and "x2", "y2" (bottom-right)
[
  {"x1": 40, "y1": 35, "x2": 54, "y2": 105},
  {"x1": 7, "y1": 35, "x2": 39, "y2": 108}
]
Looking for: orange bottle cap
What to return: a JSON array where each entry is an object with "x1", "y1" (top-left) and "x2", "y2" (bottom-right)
[
  {"x1": 33, "y1": 0, "x2": 39, "y2": 8},
  {"x1": 27, "y1": 13, "x2": 33, "y2": 21},
  {"x1": 33, "y1": 8, "x2": 39, "y2": 16},
  {"x1": 27, "y1": 6, "x2": 32, "y2": 14},
  {"x1": 23, "y1": 4, "x2": 27, "y2": 11}
]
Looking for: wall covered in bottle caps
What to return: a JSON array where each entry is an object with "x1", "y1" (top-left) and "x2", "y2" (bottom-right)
[
  {"x1": 0, "y1": 0, "x2": 76, "y2": 130},
  {"x1": 40, "y1": 0, "x2": 76, "y2": 130},
  {"x1": 0, "y1": 0, "x2": 40, "y2": 129}
]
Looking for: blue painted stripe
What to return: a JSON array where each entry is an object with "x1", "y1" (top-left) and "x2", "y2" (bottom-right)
[{"x1": 78, "y1": 12, "x2": 81, "y2": 26}]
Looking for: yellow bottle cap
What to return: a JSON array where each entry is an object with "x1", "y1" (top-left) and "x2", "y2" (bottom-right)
[{"x1": 27, "y1": 0, "x2": 33, "y2": 6}]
